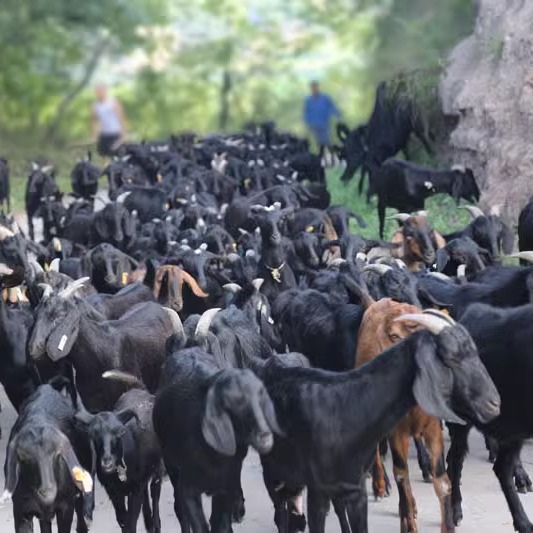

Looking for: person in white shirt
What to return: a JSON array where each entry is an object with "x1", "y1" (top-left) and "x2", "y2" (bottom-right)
[{"x1": 92, "y1": 84, "x2": 127, "y2": 156}]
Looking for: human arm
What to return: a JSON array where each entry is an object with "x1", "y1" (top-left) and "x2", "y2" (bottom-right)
[
  {"x1": 113, "y1": 98, "x2": 128, "y2": 140},
  {"x1": 91, "y1": 108, "x2": 98, "y2": 142},
  {"x1": 328, "y1": 95, "x2": 341, "y2": 120}
]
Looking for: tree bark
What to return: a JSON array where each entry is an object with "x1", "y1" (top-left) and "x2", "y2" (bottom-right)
[
  {"x1": 47, "y1": 36, "x2": 110, "y2": 143},
  {"x1": 218, "y1": 69, "x2": 232, "y2": 131}
]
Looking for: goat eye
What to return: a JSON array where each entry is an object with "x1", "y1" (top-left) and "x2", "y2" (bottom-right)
[{"x1": 389, "y1": 334, "x2": 400, "y2": 342}]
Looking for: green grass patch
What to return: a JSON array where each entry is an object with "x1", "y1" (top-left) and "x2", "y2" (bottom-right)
[{"x1": 326, "y1": 167, "x2": 471, "y2": 239}]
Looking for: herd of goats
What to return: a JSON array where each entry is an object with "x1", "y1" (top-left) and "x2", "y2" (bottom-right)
[{"x1": 3, "y1": 96, "x2": 533, "y2": 533}]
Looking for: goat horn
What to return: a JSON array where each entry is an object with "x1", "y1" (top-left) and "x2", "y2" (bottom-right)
[
  {"x1": 58, "y1": 277, "x2": 90, "y2": 299},
  {"x1": 508, "y1": 252, "x2": 533, "y2": 264},
  {"x1": 38, "y1": 283, "x2": 54, "y2": 299},
  {"x1": 29, "y1": 260, "x2": 45, "y2": 275},
  {"x1": 116, "y1": 192, "x2": 131, "y2": 204},
  {"x1": 428, "y1": 272, "x2": 451, "y2": 282},
  {"x1": 456, "y1": 264, "x2": 467, "y2": 279},
  {"x1": 195, "y1": 308, "x2": 221, "y2": 338},
  {"x1": 422, "y1": 309, "x2": 456, "y2": 326},
  {"x1": 163, "y1": 308, "x2": 185, "y2": 339},
  {"x1": 0, "y1": 226, "x2": 14, "y2": 240},
  {"x1": 458, "y1": 205, "x2": 484, "y2": 219},
  {"x1": 451, "y1": 164, "x2": 466, "y2": 172},
  {"x1": 251, "y1": 278, "x2": 264, "y2": 291},
  {"x1": 364, "y1": 264, "x2": 392, "y2": 275},
  {"x1": 394, "y1": 259, "x2": 407, "y2": 269},
  {"x1": 328, "y1": 258, "x2": 346, "y2": 268},
  {"x1": 49, "y1": 258, "x2": 60, "y2": 272},
  {"x1": 0, "y1": 264, "x2": 13, "y2": 276},
  {"x1": 394, "y1": 313, "x2": 452, "y2": 334},
  {"x1": 356, "y1": 252, "x2": 367, "y2": 263},
  {"x1": 387, "y1": 213, "x2": 411, "y2": 222},
  {"x1": 223, "y1": 283, "x2": 242, "y2": 294}
]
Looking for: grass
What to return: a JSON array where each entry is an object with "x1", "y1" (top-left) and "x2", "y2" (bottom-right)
[{"x1": 326, "y1": 167, "x2": 471, "y2": 240}]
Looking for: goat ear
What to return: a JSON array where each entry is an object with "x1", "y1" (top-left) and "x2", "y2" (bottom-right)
[
  {"x1": 58, "y1": 432, "x2": 93, "y2": 494},
  {"x1": 2, "y1": 438, "x2": 20, "y2": 500},
  {"x1": 451, "y1": 175, "x2": 463, "y2": 203},
  {"x1": 413, "y1": 336, "x2": 465, "y2": 425},
  {"x1": 337, "y1": 123, "x2": 350, "y2": 142},
  {"x1": 46, "y1": 313, "x2": 80, "y2": 361},
  {"x1": 260, "y1": 392, "x2": 285, "y2": 437},
  {"x1": 435, "y1": 248, "x2": 450, "y2": 272},
  {"x1": 201, "y1": 386, "x2": 236, "y2": 456}
]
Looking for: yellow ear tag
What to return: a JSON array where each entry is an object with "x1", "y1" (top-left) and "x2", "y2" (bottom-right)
[
  {"x1": 243, "y1": 178, "x2": 251, "y2": 188},
  {"x1": 44, "y1": 263, "x2": 50, "y2": 272},
  {"x1": 72, "y1": 466, "x2": 93, "y2": 493},
  {"x1": 440, "y1": 308, "x2": 450, "y2": 315},
  {"x1": 122, "y1": 272, "x2": 128, "y2": 285},
  {"x1": 54, "y1": 239, "x2": 62, "y2": 252},
  {"x1": 157, "y1": 174, "x2": 163, "y2": 183},
  {"x1": 306, "y1": 225, "x2": 315, "y2": 233},
  {"x1": 165, "y1": 202, "x2": 171, "y2": 210},
  {"x1": 232, "y1": 242, "x2": 237, "y2": 251}
]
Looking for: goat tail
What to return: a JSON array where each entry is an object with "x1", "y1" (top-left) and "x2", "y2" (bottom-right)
[{"x1": 102, "y1": 370, "x2": 145, "y2": 389}]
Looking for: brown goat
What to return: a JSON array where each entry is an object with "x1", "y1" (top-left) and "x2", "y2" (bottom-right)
[
  {"x1": 153, "y1": 265, "x2": 208, "y2": 313},
  {"x1": 390, "y1": 214, "x2": 445, "y2": 271},
  {"x1": 356, "y1": 298, "x2": 453, "y2": 533}
]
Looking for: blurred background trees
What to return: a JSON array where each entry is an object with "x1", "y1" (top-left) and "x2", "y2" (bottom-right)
[{"x1": 0, "y1": 0, "x2": 476, "y2": 149}]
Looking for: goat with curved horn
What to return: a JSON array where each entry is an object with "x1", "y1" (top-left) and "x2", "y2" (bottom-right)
[
  {"x1": 458, "y1": 205, "x2": 484, "y2": 219},
  {"x1": 163, "y1": 308, "x2": 185, "y2": 338},
  {"x1": 364, "y1": 264, "x2": 393, "y2": 275},
  {"x1": 58, "y1": 277, "x2": 91, "y2": 299},
  {"x1": 387, "y1": 213, "x2": 411, "y2": 223},
  {"x1": 394, "y1": 311, "x2": 453, "y2": 335},
  {"x1": 195, "y1": 308, "x2": 221, "y2": 338}
]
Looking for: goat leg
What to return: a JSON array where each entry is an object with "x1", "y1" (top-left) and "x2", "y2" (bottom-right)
[
  {"x1": 142, "y1": 486, "x2": 153, "y2": 532},
  {"x1": 414, "y1": 436, "x2": 432, "y2": 483},
  {"x1": 371, "y1": 446, "x2": 389, "y2": 499},
  {"x1": 493, "y1": 441, "x2": 533, "y2": 533},
  {"x1": 150, "y1": 474, "x2": 163, "y2": 533},
  {"x1": 210, "y1": 492, "x2": 234, "y2": 533},
  {"x1": 38, "y1": 520, "x2": 52, "y2": 533},
  {"x1": 344, "y1": 478, "x2": 369, "y2": 533},
  {"x1": 390, "y1": 432, "x2": 418, "y2": 533},
  {"x1": 168, "y1": 468, "x2": 191, "y2": 533},
  {"x1": 425, "y1": 425, "x2": 454, "y2": 533},
  {"x1": 125, "y1": 486, "x2": 145, "y2": 533},
  {"x1": 446, "y1": 423, "x2": 471, "y2": 527},
  {"x1": 307, "y1": 489, "x2": 330, "y2": 533},
  {"x1": 485, "y1": 435, "x2": 498, "y2": 463},
  {"x1": 14, "y1": 511, "x2": 33, "y2": 533},
  {"x1": 56, "y1": 505, "x2": 75, "y2": 533},
  {"x1": 514, "y1": 458, "x2": 533, "y2": 494},
  {"x1": 107, "y1": 490, "x2": 127, "y2": 529}
]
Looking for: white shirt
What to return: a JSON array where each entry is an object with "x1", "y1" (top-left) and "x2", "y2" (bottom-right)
[{"x1": 93, "y1": 98, "x2": 122, "y2": 135}]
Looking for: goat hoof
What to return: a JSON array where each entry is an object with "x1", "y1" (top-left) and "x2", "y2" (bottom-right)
[
  {"x1": 232, "y1": 499, "x2": 246, "y2": 523},
  {"x1": 289, "y1": 512, "x2": 307, "y2": 532},
  {"x1": 452, "y1": 504, "x2": 463, "y2": 527}
]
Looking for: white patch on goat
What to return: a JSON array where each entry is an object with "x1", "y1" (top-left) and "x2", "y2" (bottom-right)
[
  {"x1": 424, "y1": 181, "x2": 434, "y2": 190},
  {"x1": 58, "y1": 335, "x2": 68, "y2": 352}
]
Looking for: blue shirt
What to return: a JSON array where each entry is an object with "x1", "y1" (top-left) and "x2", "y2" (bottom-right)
[{"x1": 303, "y1": 93, "x2": 340, "y2": 129}]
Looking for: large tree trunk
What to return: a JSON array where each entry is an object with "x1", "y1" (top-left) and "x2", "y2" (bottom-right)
[
  {"x1": 46, "y1": 36, "x2": 110, "y2": 143},
  {"x1": 218, "y1": 69, "x2": 232, "y2": 131}
]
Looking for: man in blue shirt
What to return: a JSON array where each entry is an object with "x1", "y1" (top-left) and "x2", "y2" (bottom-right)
[{"x1": 303, "y1": 81, "x2": 341, "y2": 160}]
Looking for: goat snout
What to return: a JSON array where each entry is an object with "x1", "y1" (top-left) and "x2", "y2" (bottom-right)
[
  {"x1": 101, "y1": 457, "x2": 116, "y2": 474},
  {"x1": 37, "y1": 486, "x2": 57, "y2": 505},
  {"x1": 254, "y1": 431, "x2": 274, "y2": 454}
]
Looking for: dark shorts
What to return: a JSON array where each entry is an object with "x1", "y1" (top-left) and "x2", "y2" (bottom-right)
[
  {"x1": 97, "y1": 133, "x2": 121, "y2": 157},
  {"x1": 311, "y1": 125, "x2": 331, "y2": 147}
]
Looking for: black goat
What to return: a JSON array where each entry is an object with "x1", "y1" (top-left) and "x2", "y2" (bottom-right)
[
  {"x1": 445, "y1": 205, "x2": 513, "y2": 262},
  {"x1": 337, "y1": 81, "x2": 433, "y2": 188},
  {"x1": 25, "y1": 163, "x2": 61, "y2": 241},
  {"x1": 373, "y1": 159, "x2": 478, "y2": 238},
  {"x1": 2, "y1": 384, "x2": 94, "y2": 533},
  {"x1": 76, "y1": 378, "x2": 163, "y2": 533},
  {"x1": 447, "y1": 303, "x2": 533, "y2": 531},
  {"x1": 28, "y1": 277, "x2": 183, "y2": 411},
  {"x1": 70, "y1": 154, "x2": 100, "y2": 200},
  {"x1": 153, "y1": 347, "x2": 283, "y2": 533},
  {"x1": 257, "y1": 312, "x2": 499, "y2": 533},
  {"x1": 435, "y1": 237, "x2": 488, "y2": 278}
]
